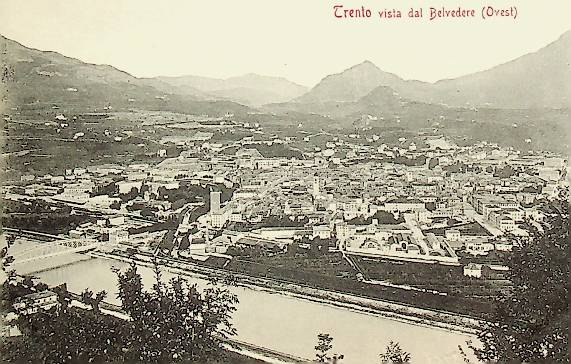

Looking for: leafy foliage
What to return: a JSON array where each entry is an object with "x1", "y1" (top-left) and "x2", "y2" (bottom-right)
[
  {"x1": 80, "y1": 288, "x2": 107, "y2": 313},
  {"x1": 5, "y1": 306, "x2": 129, "y2": 363},
  {"x1": 115, "y1": 261, "x2": 239, "y2": 362},
  {"x1": 315, "y1": 333, "x2": 334, "y2": 362},
  {"x1": 2, "y1": 261, "x2": 239, "y2": 363},
  {"x1": 314, "y1": 333, "x2": 344, "y2": 363},
  {"x1": 379, "y1": 341, "x2": 411, "y2": 364},
  {"x1": 473, "y1": 196, "x2": 569, "y2": 363}
]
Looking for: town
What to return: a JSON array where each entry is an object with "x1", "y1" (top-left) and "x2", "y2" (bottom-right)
[{"x1": 2, "y1": 108, "x2": 567, "y2": 321}]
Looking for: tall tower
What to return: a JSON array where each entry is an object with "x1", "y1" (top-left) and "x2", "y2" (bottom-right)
[
  {"x1": 210, "y1": 191, "x2": 221, "y2": 214},
  {"x1": 312, "y1": 176, "x2": 320, "y2": 196}
]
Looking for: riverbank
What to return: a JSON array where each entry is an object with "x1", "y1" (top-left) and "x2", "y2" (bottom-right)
[
  {"x1": 225, "y1": 253, "x2": 493, "y2": 318},
  {"x1": 90, "y1": 251, "x2": 481, "y2": 335}
]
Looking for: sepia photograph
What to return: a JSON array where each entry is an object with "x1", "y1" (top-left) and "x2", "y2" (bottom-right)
[{"x1": 0, "y1": 1, "x2": 569, "y2": 363}]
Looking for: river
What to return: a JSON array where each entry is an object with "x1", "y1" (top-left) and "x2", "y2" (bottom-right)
[{"x1": 27, "y1": 256, "x2": 476, "y2": 363}]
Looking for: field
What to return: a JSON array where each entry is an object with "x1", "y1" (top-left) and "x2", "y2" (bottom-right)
[{"x1": 221, "y1": 249, "x2": 496, "y2": 319}]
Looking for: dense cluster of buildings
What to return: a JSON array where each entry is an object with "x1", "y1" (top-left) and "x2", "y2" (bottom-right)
[{"x1": 6, "y1": 119, "x2": 569, "y2": 279}]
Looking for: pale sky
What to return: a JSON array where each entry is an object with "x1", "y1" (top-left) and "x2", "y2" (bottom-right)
[{"x1": 0, "y1": 0, "x2": 570, "y2": 86}]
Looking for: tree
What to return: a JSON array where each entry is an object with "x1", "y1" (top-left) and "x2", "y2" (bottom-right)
[
  {"x1": 93, "y1": 290, "x2": 107, "y2": 313},
  {"x1": 286, "y1": 242, "x2": 299, "y2": 256},
  {"x1": 447, "y1": 218, "x2": 460, "y2": 226},
  {"x1": 2, "y1": 255, "x2": 14, "y2": 269},
  {"x1": 315, "y1": 333, "x2": 343, "y2": 363},
  {"x1": 315, "y1": 333, "x2": 333, "y2": 362},
  {"x1": 109, "y1": 200, "x2": 121, "y2": 210},
  {"x1": 120, "y1": 187, "x2": 139, "y2": 202},
  {"x1": 4, "y1": 304, "x2": 129, "y2": 363},
  {"x1": 35, "y1": 282, "x2": 49, "y2": 291},
  {"x1": 22, "y1": 275, "x2": 35, "y2": 288},
  {"x1": 379, "y1": 341, "x2": 411, "y2": 364},
  {"x1": 473, "y1": 195, "x2": 569, "y2": 363},
  {"x1": 116, "y1": 261, "x2": 239, "y2": 362},
  {"x1": 55, "y1": 288, "x2": 72, "y2": 311},
  {"x1": 309, "y1": 238, "x2": 327, "y2": 258},
  {"x1": 494, "y1": 165, "x2": 516, "y2": 179},
  {"x1": 428, "y1": 158, "x2": 439, "y2": 170},
  {"x1": 80, "y1": 288, "x2": 106, "y2": 313},
  {"x1": 139, "y1": 183, "x2": 150, "y2": 197},
  {"x1": 6, "y1": 235, "x2": 16, "y2": 247}
]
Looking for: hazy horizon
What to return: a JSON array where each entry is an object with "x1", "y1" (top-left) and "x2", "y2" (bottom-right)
[{"x1": 1, "y1": 0, "x2": 570, "y2": 87}]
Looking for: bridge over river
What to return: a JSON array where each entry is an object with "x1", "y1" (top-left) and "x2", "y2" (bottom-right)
[{"x1": 4, "y1": 228, "x2": 102, "y2": 274}]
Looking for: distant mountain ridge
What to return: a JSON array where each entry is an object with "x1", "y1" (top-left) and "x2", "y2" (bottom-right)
[
  {"x1": 414, "y1": 30, "x2": 571, "y2": 109},
  {"x1": 155, "y1": 73, "x2": 308, "y2": 107},
  {"x1": 293, "y1": 60, "x2": 404, "y2": 104},
  {"x1": 0, "y1": 34, "x2": 226, "y2": 113},
  {"x1": 292, "y1": 30, "x2": 571, "y2": 109},
  {"x1": 0, "y1": 34, "x2": 305, "y2": 112},
  {"x1": 2, "y1": 29, "x2": 569, "y2": 113}
]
